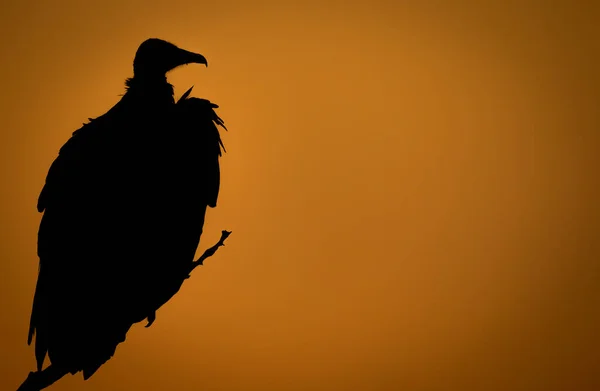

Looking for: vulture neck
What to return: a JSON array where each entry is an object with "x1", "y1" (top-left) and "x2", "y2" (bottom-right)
[{"x1": 124, "y1": 76, "x2": 175, "y2": 105}]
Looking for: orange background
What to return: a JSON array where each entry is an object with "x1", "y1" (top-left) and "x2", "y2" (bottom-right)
[{"x1": 0, "y1": 1, "x2": 598, "y2": 390}]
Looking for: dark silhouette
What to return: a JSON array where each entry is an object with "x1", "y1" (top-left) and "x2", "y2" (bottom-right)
[{"x1": 17, "y1": 38, "x2": 231, "y2": 391}]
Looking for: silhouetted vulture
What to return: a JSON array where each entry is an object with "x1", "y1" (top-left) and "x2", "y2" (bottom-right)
[{"x1": 18, "y1": 38, "x2": 228, "y2": 391}]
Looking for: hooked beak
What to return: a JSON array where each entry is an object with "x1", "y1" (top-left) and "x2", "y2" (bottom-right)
[{"x1": 178, "y1": 49, "x2": 208, "y2": 68}]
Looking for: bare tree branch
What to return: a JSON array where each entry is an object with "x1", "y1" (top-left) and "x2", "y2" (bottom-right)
[
  {"x1": 16, "y1": 365, "x2": 67, "y2": 391},
  {"x1": 188, "y1": 230, "x2": 232, "y2": 274}
]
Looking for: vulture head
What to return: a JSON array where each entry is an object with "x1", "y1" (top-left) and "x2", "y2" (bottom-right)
[{"x1": 133, "y1": 38, "x2": 207, "y2": 79}]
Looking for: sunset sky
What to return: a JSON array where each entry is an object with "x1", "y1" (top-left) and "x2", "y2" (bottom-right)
[{"x1": 0, "y1": 1, "x2": 598, "y2": 390}]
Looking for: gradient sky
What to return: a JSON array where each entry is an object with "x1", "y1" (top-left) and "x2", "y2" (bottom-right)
[{"x1": 0, "y1": 1, "x2": 598, "y2": 390}]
